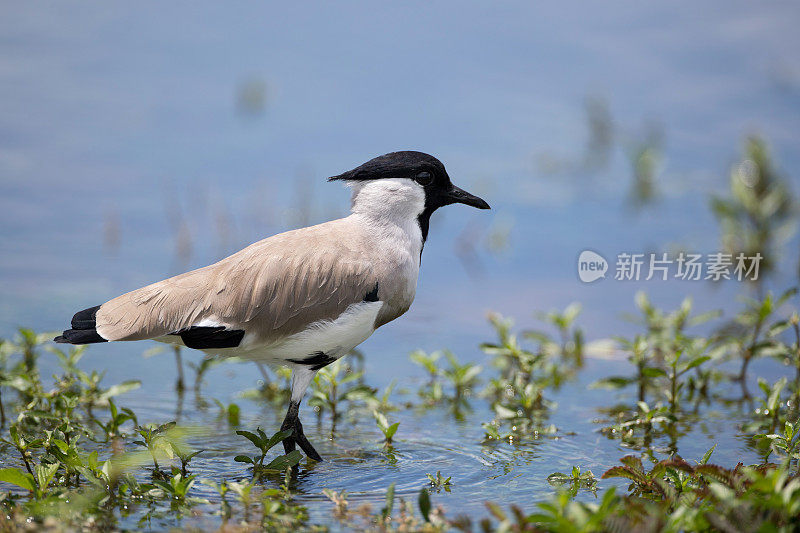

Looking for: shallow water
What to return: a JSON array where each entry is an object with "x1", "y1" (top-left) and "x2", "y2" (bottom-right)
[
  {"x1": 1, "y1": 0, "x2": 799, "y2": 529},
  {"x1": 25, "y1": 336, "x2": 786, "y2": 530}
]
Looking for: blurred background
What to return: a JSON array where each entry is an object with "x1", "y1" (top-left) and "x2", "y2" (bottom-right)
[
  {"x1": 1, "y1": 1, "x2": 800, "y2": 524},
  {"x1": 1, "y1": 0, "x2": 800, "y2": 380},
  {"x1": 3, "y1": 3, "x2": 800, "y2": 340}
]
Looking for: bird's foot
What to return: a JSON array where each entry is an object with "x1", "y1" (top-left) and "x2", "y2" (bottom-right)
[{"x1": 281, "y1": 401, "x2": 323, "y2": 462}]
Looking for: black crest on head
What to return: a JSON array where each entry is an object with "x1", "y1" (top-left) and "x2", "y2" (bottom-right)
[
  {"x1": 328, "y1": 151, "x2": 448, "y2": 183},
  {"x1": 328, "y1": 151, "x2": 489, "y2": 247}
]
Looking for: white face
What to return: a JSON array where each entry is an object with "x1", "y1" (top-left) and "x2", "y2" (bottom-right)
[{"x1": 349, "y1": 178, "x2": 426, "y2": 220}]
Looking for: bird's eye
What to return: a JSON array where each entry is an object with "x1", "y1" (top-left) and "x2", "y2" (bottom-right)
[{"x1": 414, "y1": 171, "x2": 433, "y2": 186}]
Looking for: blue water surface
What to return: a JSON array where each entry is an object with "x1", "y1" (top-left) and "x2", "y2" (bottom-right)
[{"x1": 1, "y1": 1, "x2": 799, "y2": 529}]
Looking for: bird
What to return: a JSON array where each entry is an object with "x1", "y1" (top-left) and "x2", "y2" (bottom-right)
[{"x1": 55, "y1": 151, "x2": 490, "y2": 461}]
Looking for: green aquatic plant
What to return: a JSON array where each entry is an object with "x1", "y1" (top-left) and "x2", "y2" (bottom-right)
[
  {"x1": 711, "y1": 135, "x2": 796, "y2": 284},
  {"x1": 547, "y1": 466, "x2": 597, "y2": 496},
  {"x1": 599, "y1": 400, "x2": 672, "y2": 449},
  {"x1": 133, "y1": 421, "x2": 177, "y2": 475},
  {"x1": 627, "y1": 292, "x2": 720, "y2": 361},
  {"x1": 410, "y1": 349, "x2": 482, "y2": 411},
  {"x1": 717, "y1": 288, "x2": 797, "y2": 385},
  {"x1": 238, "y1": 364, "x2": 292, "y2": 407},
  {"x1": 170, "y1": 442, "x2": 203, "y2": 478},
  {"x1": 1, "y1": 423, "x2": 45, "y2": 479},
  {"x1": 768, "y1": 311, "x2": 800, "y2": 403},
  {"x1": 426, "y1": 470, "x2": 452, "y2": 492},
  {"x1": 6, "y1": 271, "x2": 800, "y2": 533},
  {"x1": 373, "y1": 410, "x2": 399, "y2": 446},
  {"x1": 234, "y1": 427, "x2": 302, "y2": 474},
  {"x1": 485, "y1": 487, "x2": 620, "y2": 533},
  {"x1": 0, "y1": 330, "x2": 317, "y2": 529},
  {"x1": 213, "y1": 399, "x2": 241, "y2": 426},
  {"x1": 474, "y1": 445, "x2": 799, "y2": 532},
  {"x1": 526, "y1": 302, "x2": 585, "y2": 367},
  {"x1": 663, "y1": 340, "x2": 712, "y2": 417},
  {"x1": 201, "y1": 479, "x2": 232, "y2": 521},
  {"x1": 364, "y1": 379, "x2": 398, "y2": 413},
  {"x1": 228, "y1": 479, "x2": 257, "y2": 521},
  {"x1": 0, "y1": 461, "x2": 58, "y2": 500},
  {"x1": 308, "y1": 360, "x2": 374, "y2": 428},
  {"x1": 410, "y1": 350, "x2": 445, "y2": 404},
  {"x1": 755, "y1": 420, "x2": 800, "y2": 472},
  {"x1": 480, "y1": 313, "x2": 569, "y2": 439},
  {"x1": 93, "y1": 398, "x2": 138, "y2": 442},
  {"x1": 8, "y1": 328, "x2": 53, "y2": 374},
  {"x1": 744, "y1": 377, "x2": 789, "y2": 448},
  {"x1": 152, "y1": 471, "x2": 198, "y2": 503},
  {"x1": 595, "y1": 294, "x2": 721, "y2": 451},
  {"x1": 441, "y1": 350, "x2": 481, "y2": 401},
  {"x1": 258, "y1": 469, "x2": 311, "y2": 529},
  {"x1": 592, "y1": 335, "x2": 659, "y2": 403}
]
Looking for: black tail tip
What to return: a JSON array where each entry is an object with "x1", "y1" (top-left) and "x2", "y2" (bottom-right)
[
  {"x1": 54, "y1": 329, "x2": 107, "y2": 345},
  {"x1": 72, "y1": 305, "x2": 101, "y2": 330}
]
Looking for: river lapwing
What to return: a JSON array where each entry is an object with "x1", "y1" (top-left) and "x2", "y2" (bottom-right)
[{"x1": 55, "y1": 151, "x2": 490, "y2": 461}]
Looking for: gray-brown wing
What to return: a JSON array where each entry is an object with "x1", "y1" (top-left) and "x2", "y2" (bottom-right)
[{"x1": 95, "y1": 222, "x2": 380, "y2": 344}]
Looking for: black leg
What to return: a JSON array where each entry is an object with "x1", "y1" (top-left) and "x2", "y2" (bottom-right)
[{"x1": 280, "y1": 400, "x2": 323, "y2": 462}]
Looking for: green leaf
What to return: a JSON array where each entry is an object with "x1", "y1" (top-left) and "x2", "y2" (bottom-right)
[
  {"x1": 261, "y1": 450, "x2": 303, "y2": 472},
  {"x1": 236, "y1": 430, "x2": 263, "y2": 450},
  {"x1": 461, "y1": 365, "x2": 482, "y2": 383},
  {"x1": 546, "y1": 472, "x2": 571, "y2": 483},
  {"x1": 152, "y1": 479, "x2": 173, "y2": 493},
  {"x1": 494, "y1": 404, "x2": 517, "y2": 419},
  {"x1": 185, "y1": 450, "x2": 203, "y2": 462},
  {"x1": 374, "y1": 411, "x2": 389, "y2": 428},
  {"x1": 684, "y1": 355, "x2": 711, "y2": 372},
  {"x1": 699, "y1": 444, "x2": 717, "y2": 465},
  {"x1": 0, "y1": 468, "x2": 35, "y2": 491},
  {"x1": 35, "y1": 463, "x2": 59, "y2": 492},
  {"x1": 227, "y1": 404, "x2": 241, "y2": 426},
  {"x1": 263, "y1": 429, "x2": 294, "y2": 452},
  {"x1": 385, "y1": 422, "x2": 400, "y2": 440},
  {"x1": 641, "y1": 367, "x2": 667, "y2": 378},
  {"x1": 590, "y1": 376, "x2": 633, "y2": 389},
  {"x1": 234, "y1": 455, "x2": 254, "y2": 464},
  {"x1": 418, "y1": 488, "x2": 431, "y2": 522},
  {"x1": 768, "y1": 320, "x2": 791, "y2": 337}
]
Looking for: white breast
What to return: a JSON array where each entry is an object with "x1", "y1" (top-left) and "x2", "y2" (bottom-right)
[{"x1": 231, "y1": 300, "x2": 383, "y2": 363}]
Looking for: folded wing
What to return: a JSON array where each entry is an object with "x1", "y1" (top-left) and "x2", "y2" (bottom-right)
[{"x1": 93, "y1": 222, "x2": 380, "y2": 346}]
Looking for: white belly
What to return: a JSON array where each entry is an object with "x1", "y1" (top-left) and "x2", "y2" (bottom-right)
[{"x1": 226, "y1": 301, "x2": 383, "y2": 363}]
